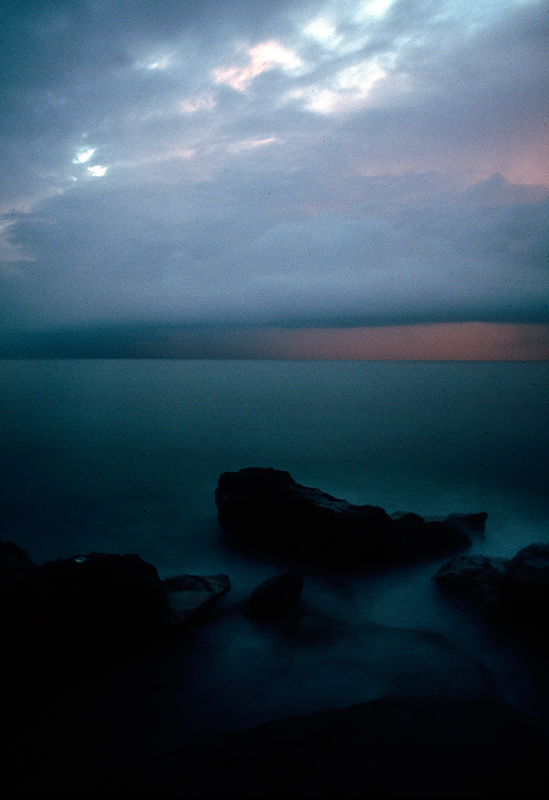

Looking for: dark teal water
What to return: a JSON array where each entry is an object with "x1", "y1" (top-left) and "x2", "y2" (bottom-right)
[
  {"x1": 2, "y1": 360, "x2": 548, "y2": 753},
  {"x1": 2, "y1": 359, "x2": 547, "y2": 571}
]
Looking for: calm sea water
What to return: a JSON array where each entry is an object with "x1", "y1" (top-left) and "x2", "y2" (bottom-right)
[
  {"x1": 2, "y1": 359, "x2": 549, "y2": 750},
  {"x1": 2, "y1": 359, "x2": 547, "y2": 571}
]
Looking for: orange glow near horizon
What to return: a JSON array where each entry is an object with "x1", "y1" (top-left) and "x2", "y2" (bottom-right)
[
  {"x1": 252, "y1": 323, "x2": 549, "y2": 360},
  {"x1": 141, "y1": 322, "x2": 549, "y2": 360}
]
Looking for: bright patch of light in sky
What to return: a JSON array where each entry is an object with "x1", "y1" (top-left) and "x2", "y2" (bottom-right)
[
  {"x1": 288, "y1": 56, "x2": 389, "y2": 113},
  {"x1": 133, "y1": 50, "x2": 176, "y2": 71},
  {"x1": 359, "y1": 0, "x2": 396, "y2": 20},
  {"x1": 336, "y1": 58, "x2": 388, "y2": 94},
  {"x1": 87, "y1": 165, "x2": 107, "y2": 177},
  {"x1": 303, "y1": 16, "x2": 343, "y2": 49},
  {"x1": 73, "y1": 148, "x2": 95, "y2": 164},
  {"x1": 214, "y1": 40, "x2": 305, "y2": 91},
  {"x1": 147, "y1": 55, "x2": 172, "y2": 70}
]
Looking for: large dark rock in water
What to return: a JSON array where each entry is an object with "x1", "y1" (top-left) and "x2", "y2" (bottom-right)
[
  {"x1": 433, "y1": 543, "x2": 549, "y2": 642},
  {"x1": 215, "y1": 468, "x2": 485, "y2": 566}
]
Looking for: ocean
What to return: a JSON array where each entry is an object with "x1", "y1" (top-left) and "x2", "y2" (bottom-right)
[
  {"x1": 1, "y1": 359, "x2": 548, "y2": 755},
  {"x1": 2, "y1": 359, "x2": 547, "y2": 568}
]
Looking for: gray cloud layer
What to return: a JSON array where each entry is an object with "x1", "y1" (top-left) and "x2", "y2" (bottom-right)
[{"x1": 1, "y1": 0, "x2": 548, "y2": 336}]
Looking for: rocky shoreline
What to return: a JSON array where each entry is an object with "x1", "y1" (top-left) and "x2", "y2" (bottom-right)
[{"x1": 2, "y1": 468, "x2": 548, "y2": 797}]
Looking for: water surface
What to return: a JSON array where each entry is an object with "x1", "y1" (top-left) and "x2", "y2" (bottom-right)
[{"x1": 2, "y1": 359, "x2": 548, "y2": 751}]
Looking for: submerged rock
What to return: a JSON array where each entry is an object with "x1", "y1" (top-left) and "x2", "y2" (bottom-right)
[
  {"x1": 245, "y1": 573, "x2": 304, "y2": 620},
  {"x1": 433, "y1": 543, "x2": 549, "y2": 640},
  {"x1": 215, "y1": 467, "x2": 484, "y2": 566}
]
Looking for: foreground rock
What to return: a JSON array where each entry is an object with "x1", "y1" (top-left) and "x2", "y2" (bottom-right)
[
  {"x1": 0, "y1": 540, "x2": 229, "y2": 667},
  {"x1": 433, "y1": 543, "x2": 549, "y2": 643},
  {"x1": 216, "y1": 468, "x2": 485, "y2": 566},
  {"x1": 1, "y1": 540, "x2": 231, "y2": 798},
  {"x1": 122, "y1": 696, "x2": 546, "y2": 798}
]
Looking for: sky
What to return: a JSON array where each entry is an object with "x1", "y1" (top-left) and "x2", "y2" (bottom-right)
[{"x1": 1, "y1": 0, "x2": 548, "y2": 358}]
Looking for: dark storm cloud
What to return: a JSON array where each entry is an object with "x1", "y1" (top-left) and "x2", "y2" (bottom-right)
[
  {"x1": 4, "y1": 176, "x2": 546, "y2": 332},
  {"x1": 1, "y1": 0, "x2": 548, "y2": 340}
]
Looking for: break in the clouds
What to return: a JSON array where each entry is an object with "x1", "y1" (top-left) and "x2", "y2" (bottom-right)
[{"x1": 1, "y1": 0, "x2": 548, "y2": 352}]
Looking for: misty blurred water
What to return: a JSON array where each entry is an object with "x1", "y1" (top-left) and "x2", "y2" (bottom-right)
[
  {"x1": 2, "y1": 359, "x2": 547, "y2": 569},
  {"x1": 2, "y1": 359, "x2": 548, "y2": 751}
]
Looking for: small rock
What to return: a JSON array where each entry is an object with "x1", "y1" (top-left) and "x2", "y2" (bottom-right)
[
  {"x1": 163, "y1": 573, "x2": 230, "y2": 626},
  {"x1": 245, "y1": 573, "x2": 304, "y2": 620},
  {"x1": 433, "y1": 543, "x2": 549, "y2": 644}
]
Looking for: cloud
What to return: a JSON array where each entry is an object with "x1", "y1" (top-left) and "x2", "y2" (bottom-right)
[
  {"x1": 0, "y1": 0, "x2": 548, "y2": 342},
  {"x1": 3, "y1": 174, "x2": 546, "y2": 331}
]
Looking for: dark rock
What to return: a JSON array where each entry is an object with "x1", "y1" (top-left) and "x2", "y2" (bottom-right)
[
  {"x1": 0, "y1": 539, "x2": 34, "y2": 570},
  {"x1": 433, "y1": 543, "x2": 549, "y2": 640},
  {"x1": 0, "y1": 542, "x2": 231, "y2": 798},
  {"x1": 164, "y1": 573, "x2": 230, "y2": 625},
  {"x1": 245, "y1": 573, "x2": 304, "y2": 620},
  {"x1": 0, "y1": 541, "x2": 231, "y2": 665},
  {"x1": 428, "y1": 510, "x2": 488, "y2": 540},
  {"x1": 215, "y1": 467, "x2": 483, "y2": 566},
  {"x1": 1, "y1": 550, "x2": 170, "y2": 654},
  {"x1": 123, "y1": 696, "x2": 547, "y2": 798},
  {"x1": 44, "y1": 551, "x2": 168, "y2": 640}
]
